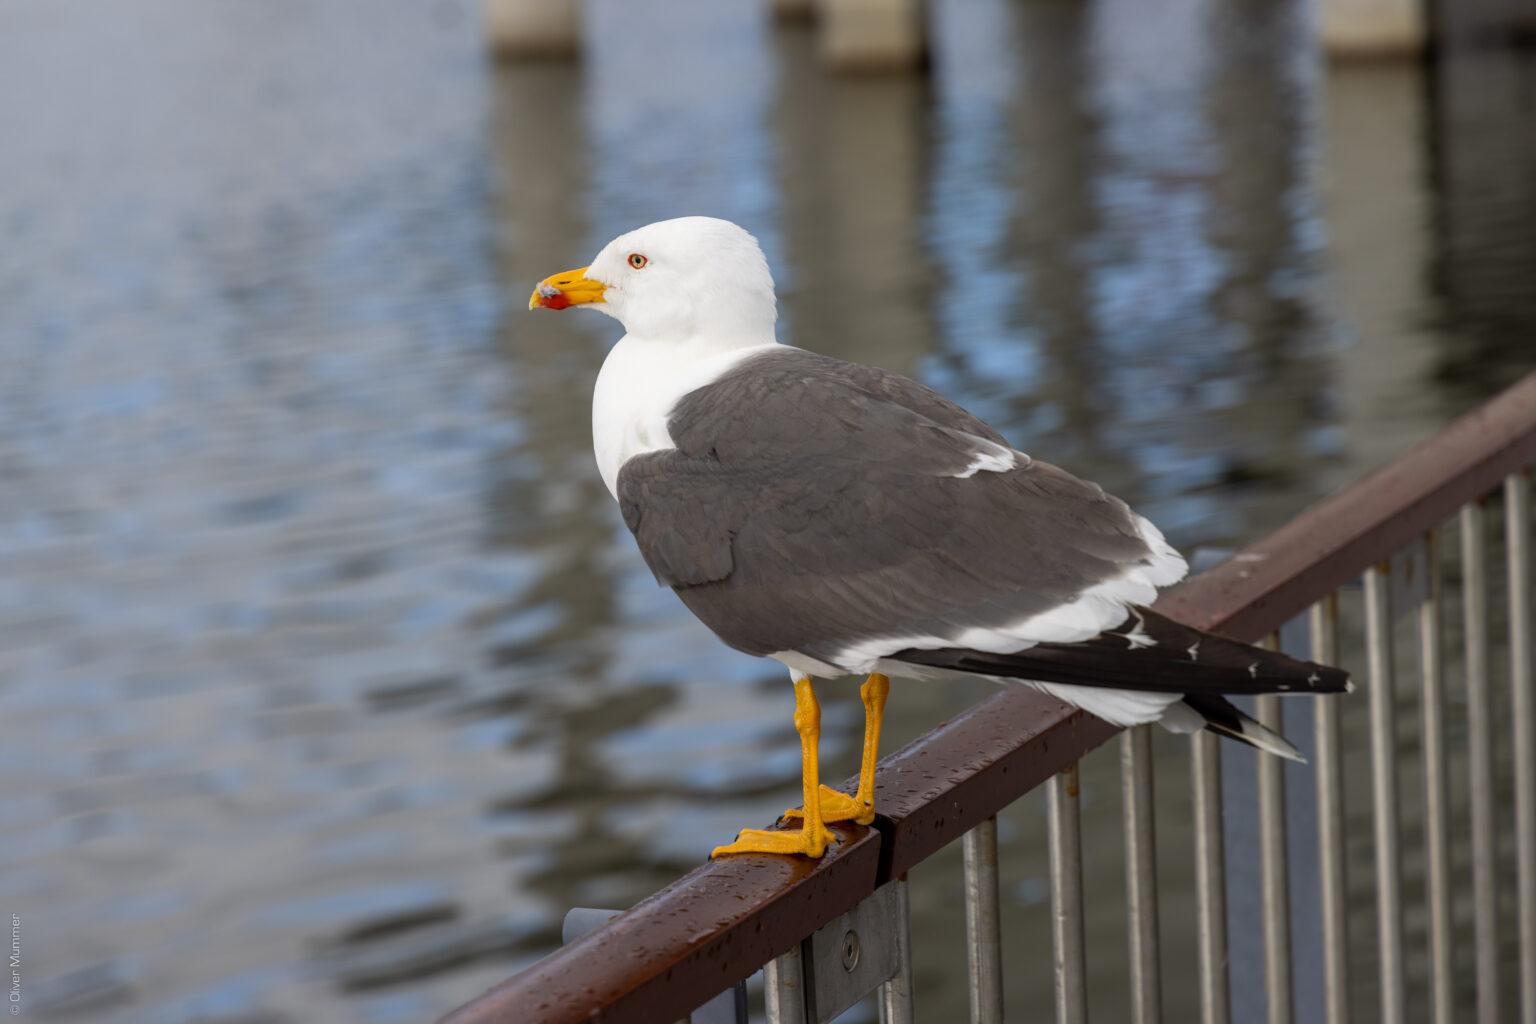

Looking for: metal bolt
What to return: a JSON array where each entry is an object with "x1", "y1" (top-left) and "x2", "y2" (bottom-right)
[{"x1": 841, "y1": 929, "x2": 860, "y2": 972}]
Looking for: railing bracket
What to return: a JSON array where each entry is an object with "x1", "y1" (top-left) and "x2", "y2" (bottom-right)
[{"x1": 768, "y1": 878, "x2": 911, "y2": 1024}]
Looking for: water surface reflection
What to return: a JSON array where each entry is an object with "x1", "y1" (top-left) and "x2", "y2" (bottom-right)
[{"x1": 3, "y1": 1, "x2": 1535, "y2": 1021}]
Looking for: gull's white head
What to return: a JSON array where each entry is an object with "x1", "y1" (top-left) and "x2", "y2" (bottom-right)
[{"x1": 529, "y1": 217, "x2": 777, "y2": 343}]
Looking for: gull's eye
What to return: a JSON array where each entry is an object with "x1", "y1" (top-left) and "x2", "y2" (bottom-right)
[{"x1": 628, "y1": 253, "x2": 648, "y2": 269}]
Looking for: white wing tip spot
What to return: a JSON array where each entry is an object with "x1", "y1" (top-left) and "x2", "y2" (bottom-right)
[
  {"x1": 1187, "y1": 640, "x2": 1200, "y2": 661},
  {"x1": 953, "y1": 444, "x2": 1017, "y2": 479},
  {"x1": 1308, "y1": 671, "x2": 1321, "y2": 685},
  {"x1": 1248, "y1": 661, "x2": 1259, "y2": 679},
  {"x1": 1123, "y1": 609, "x2": 1156, "y2": 649}
]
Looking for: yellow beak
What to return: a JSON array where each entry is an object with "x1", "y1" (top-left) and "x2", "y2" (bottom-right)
[{"x1": 528, "y1": 266, "x2": 607, "y2": 311}]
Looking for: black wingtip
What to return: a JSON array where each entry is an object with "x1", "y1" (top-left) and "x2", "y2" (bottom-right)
[
  {"x1": 1183, "y1": 693, "x2": 1306, "y2": 762},
  {"x1": 891, "y1": 606, "x2": 1352, "y2": 699}
]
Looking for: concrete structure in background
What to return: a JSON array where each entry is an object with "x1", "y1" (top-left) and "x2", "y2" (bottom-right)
[
  {"x1": 482, "y1": 0, "x2": 579, "y2": 59},
  {"x1": 1317, "y1": 0, "x2": 1426, "y2": 57},
  {"x1": 484, "y1": 0, "x2": 1526, "y2": 70},
  {"x1": 821, "y1": 0, "x2": 928, "y2": 72},
  {"x1": 771, "y1": 0, "x2": 818, "y2": 20},
  {"x1": 1324, "y1": 61, "x2": 1441, "y2": 478},
  {"x1": 773, "y1": 25, "x2": 933, "y2": 373},
  {"x1": 484, "y1": 0, "x2": 930, "y2": 73}
]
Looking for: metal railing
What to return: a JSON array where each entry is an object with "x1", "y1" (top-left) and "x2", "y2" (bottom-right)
[{"x1": 442, "y1": 371, "x2": 1536, "y2": 1024}]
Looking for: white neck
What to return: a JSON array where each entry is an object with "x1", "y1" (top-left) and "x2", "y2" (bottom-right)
[{"x1": 592, "y1": 331, "x2": 780, "y2": 498}]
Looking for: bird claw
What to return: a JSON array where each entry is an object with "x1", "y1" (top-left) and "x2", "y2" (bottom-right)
[
  {"x1": 711, "y1": 824, "x2": 834, "y2": 859},
  {"x1": 780, "y1": 784, "x2": 874, "y2": 826}
]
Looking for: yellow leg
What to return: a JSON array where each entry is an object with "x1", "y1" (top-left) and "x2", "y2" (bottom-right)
[
  {"x1": 783, "y1": 672, "x2": 889, "y2": 827},
  {"x1": 712, "y1": 677, "x2": 836, "y2": 858}
]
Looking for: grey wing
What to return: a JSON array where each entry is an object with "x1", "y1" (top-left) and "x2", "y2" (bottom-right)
[{"x1": 616, "y1": 351, "x2": 1186, "y2": 666}]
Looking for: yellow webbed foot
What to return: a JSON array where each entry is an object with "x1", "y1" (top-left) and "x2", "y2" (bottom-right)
[
  {"x1": 780, "y1": 784, "x2": 874, "y2": 826},
  {"x1": 711, "y1": 823, "x2": 834, "y2": 859}
]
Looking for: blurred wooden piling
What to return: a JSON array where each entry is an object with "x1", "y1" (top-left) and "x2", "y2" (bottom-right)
[
  {"x1": 772, "y1": 0, "x2": 819, "y2": 22},
  {"x1": 483, "y1": 0, "x2": 929, "y2": 74},
  {"x1": 1317, "y1": 0, "x2": 1427, "y2": 58},
  {"x1": 821, "y1": 0, "x2": 928, "y2": 73},
  {"x1": 482, "y1": 0, "x2": 580, "y2": 60}
]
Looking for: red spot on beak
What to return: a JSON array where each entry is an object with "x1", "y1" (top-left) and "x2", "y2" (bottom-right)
[{"x1": 530, "y1": 267, "x2": 601, "y2": 311}]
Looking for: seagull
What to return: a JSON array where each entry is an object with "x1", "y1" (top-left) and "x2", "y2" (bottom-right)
[{"x1": 529, "y1": 216, "x2": 1349, "y2": 859}]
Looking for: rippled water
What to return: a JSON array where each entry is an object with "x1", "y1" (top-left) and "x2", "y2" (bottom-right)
[{"x1": 3, "y1": 1, "x2": 1534, "y2": 1022}]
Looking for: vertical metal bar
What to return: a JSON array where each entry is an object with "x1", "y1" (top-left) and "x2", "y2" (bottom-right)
[
  {"x1": 963, "y1": 818, "x2": 1005, "y2": 1024},
  {"x1": 1507, "y1": 471, "x2": 1536, "y2": 1024},
  {"x1": 1463, "y1": 499, "x2": 1502, "y2": 1024},
  {"x1": 1419, "y1": 530, "x2": 1454, "y2": 1024},
  {"x1": 877, "y1": 876, "x2": 916, "y2": 1024},
  {"x1": 1049, "y1": 763, "x2": 1088, "y2": 1024},
  {"x1": 1364, "y1": 562, "x2": 1405, "y2": 1024},
  {"x1": 1255, "y1": 634, "x2": 1293, "y2": 1024},
  {"x1": 1310, "y1": 594, "x2": 1348, "y2": 1024},
  {"x1": 1121, "y1": 726, "x2": 1161, "y2": 1024},
  {"x1": 765, "y1": 943, "x2": 808, "y2": 1024},
  {"x1": 1191, "y1": 730, "x2": 1230, "y2": 1024}
]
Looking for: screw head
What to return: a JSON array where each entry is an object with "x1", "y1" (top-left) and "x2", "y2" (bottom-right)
[{"x1": 841, "y1": 930, "x2": 860, "y2": 972}]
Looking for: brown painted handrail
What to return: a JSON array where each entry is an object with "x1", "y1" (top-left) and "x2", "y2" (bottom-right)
[
  {"x1": 439, "y1": 698, "x2": 1114, "y2": 1024},
  {"x1": 440, "y1": 371, "x2": 1536, "y2": 1024},
  {"x1": 444, "y1": 824, "x2": 882, "y2": 1024}
]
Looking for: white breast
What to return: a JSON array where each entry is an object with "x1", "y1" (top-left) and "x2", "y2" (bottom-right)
[{"x1": 591, "y1": 336, "x2": 780, "y2": 498}]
